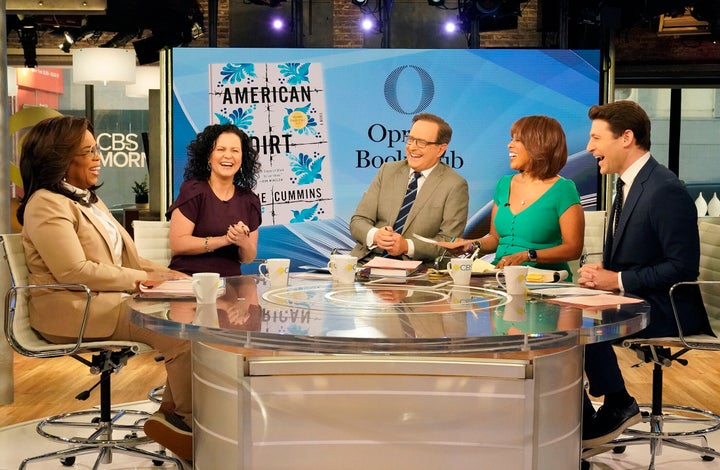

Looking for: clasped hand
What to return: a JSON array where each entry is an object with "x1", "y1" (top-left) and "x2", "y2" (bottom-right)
[
  {"x1": 577, "y1": 262, "x2": 619, "y2": 291},
  {"x1": 374, "y1": 226, "x2": 408, "y2": 257},
  {"x1": 226, "y1": 221, "x2": 250, "y2": 246}
]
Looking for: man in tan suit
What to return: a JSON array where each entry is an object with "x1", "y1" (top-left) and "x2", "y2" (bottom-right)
[{"x1": 350, "y1": 113, "x2": 469, "y2": 264}]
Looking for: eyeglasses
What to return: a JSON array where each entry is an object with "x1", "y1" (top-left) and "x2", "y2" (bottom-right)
[
  {"x1": 76, "y1": 146, "x2": 100, "y2": 158},
  {"x1": 405, "y1": 136, "x2": 440, "y2": 149}
]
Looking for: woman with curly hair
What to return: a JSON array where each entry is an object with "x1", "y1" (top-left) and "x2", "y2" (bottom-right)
[{"x1": 167, "y1": 124, "x2": 262, "y2": 276}]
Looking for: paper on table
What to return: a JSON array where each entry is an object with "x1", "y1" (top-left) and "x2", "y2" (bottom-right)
[
  {"x1": 412, "y1": 233, "x2": 440, "y2": 245},
  {"x1": 530, "y1": 286, "x2": 611, "y2": 296},
  {"x1": 137, "y1": 279, "x2": 226, "y2": 299},
  {"x1": 363, "y1": 257, "x2": 422, "y2": 270},
  {"x1": 549, "y1": 293, "x2": 643, "y2": 308}
]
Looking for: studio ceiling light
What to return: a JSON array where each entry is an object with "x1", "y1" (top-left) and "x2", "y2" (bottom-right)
[{"x1": 58, "y1": 31, "x2": 75, "y2": 53}]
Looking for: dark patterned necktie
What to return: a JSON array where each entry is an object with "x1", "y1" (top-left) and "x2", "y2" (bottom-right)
[
  {"x1": 613, "y1": 178, "x2": 625, "y2": 235},
  {"x1": 392, "y1": 171, "x2": 422, "y2": 233}
]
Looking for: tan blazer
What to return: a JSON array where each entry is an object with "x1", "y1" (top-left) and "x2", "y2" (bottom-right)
[
  {"x1": 22, "y1": 189, "x2": 170, "y2": 339},
  {"x1": 349, "y1": 160, "x2": 469, "y2": 263}
]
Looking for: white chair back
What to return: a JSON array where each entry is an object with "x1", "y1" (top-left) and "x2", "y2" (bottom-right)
[
  {"x1": 1, "y1": 233, "x2": 146, "y2": 357},
  {"x1": 698, "y1": 221, "x2": 720, "y2": 335},
  {"x1": 132, "y1": 220, "x2": 171, "y2": 267},
  {"x1": 583, "y1": 210, "x2": 607, "y2": 258},
  {"x1": 1, "y1": 234, "x2": 53, "y2": 354},
  {"x1": 568, "y1": 210, "x2": 607, "y2": 275}
]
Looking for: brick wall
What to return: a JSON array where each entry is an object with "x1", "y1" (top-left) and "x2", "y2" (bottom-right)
[{"x1": 5, "y1": 0, "x2": 720, "y2": 67}]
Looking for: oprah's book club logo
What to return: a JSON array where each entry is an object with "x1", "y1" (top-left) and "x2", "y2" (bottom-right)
[{"x1": 209, "y1": 62, "x2": 333, "y2": 225}]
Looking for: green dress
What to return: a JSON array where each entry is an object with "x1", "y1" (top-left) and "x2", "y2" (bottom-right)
[{"x1": 492, "y1": 174, "x2": 581, "y2": 280}]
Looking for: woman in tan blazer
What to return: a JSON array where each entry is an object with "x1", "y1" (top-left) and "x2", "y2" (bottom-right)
[{"x1": 16, "y1": 116, "x2": 192, "y2": 462}]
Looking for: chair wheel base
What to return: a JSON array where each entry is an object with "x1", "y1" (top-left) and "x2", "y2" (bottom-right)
[{"x1": 37, "y1": 409, "x2": 153, "y2": 446}]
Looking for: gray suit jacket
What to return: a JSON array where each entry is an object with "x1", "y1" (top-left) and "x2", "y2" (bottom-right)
[{"x1": 349, "y1": 160, "x2": 469, "y2": 264}]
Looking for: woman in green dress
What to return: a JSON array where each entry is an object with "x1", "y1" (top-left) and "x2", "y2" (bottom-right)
[{"x1": 438, "y1": 115, "x2": 584, "y2": 279}]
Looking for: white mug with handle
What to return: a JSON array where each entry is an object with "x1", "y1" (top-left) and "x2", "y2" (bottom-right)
[
  {"x1": 446, "y1": 257, "x2": 473, "y2": 286},
  {"x1": 496, "y1": 265, "x2": 529, "y2": 296},
  {"x1": 192, "y1": 272, "x2": 221, "y2": 304},
  {"x1": 258, "y1": 258, "x2": 291, "y2": 288}
]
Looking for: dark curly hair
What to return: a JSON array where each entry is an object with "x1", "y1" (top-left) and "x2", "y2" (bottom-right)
[
  {"x1": 16, "y1": 116, "x2": 101, "y2": 226},
  {"x1": 183, "y1": 124, "x2": 260, "y2": 189}
]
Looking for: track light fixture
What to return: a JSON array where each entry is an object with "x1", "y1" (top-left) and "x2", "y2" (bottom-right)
[
  {"x1": 20, "y1": 24, "x2": 38, "y2": 68},
  {"x1": 352, "y1": 0, "x2": 369, "y2": 6},
  {"x1": 58, "y1": 31, "x2": 75, "y2": 53},
  {"x1": 427, "y1": 0, "x2": 445, "y2": 7}
]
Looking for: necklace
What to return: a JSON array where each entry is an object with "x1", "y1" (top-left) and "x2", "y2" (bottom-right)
[{"x1": 521, "y1": 200, "x2": 526, "y2": 205}]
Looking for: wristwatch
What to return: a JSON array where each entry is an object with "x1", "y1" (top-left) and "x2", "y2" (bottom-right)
[{"x1": 528, "y1": 249, "x2": 538, "y2": 262}]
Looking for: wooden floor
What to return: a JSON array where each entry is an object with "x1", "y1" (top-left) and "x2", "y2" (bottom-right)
[
  {"x1": 1, "y1": 345, "x2": 719, "y2": 428},
  {"x1": 0, "y1": 351, "x2": 165, "y2": 428}
]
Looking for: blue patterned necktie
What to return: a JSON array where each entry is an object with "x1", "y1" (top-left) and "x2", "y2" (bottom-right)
[{"x1": 392, "y1": 171, "x2": 422, "y2": 234}]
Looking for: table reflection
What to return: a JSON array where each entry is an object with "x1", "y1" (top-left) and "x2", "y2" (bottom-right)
[{"x1": 128, "y1": 275, "x2": 649, "y2": 354}]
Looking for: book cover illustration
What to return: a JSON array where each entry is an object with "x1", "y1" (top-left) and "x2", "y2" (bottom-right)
[{"x1": 209, "y1": 61, "x2": 333, "y2": 225}]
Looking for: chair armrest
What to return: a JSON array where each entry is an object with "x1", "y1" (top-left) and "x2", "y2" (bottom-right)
[
  {"x1": 4, "y1": 283, "x2": 92, "y2": 358},
  {"x1": 669, "y1": 280, "x2": 720, "y2": 347}
]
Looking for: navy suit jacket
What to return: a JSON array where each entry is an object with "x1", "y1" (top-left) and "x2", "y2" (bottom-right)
[{"x1": 605, "y1": 157, "x2": 712, "y2": 337}]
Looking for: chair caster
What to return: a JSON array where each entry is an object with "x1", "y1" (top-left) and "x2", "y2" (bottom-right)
[
  {"x1": 60, "y1": 456, "x2": 76, "y2": 466},
  {"x1": 153, "y1": 448, "x2": 167, "y2": 466},
  {"x1": 581, "y1": 459, "x2": 590, "y2": 470},
  {"x1": 702, "y1": 454, "x2": 715, "y2": 461},
  {"x1": 613, "y1": 445, "x2": 626, "y2": 454}
]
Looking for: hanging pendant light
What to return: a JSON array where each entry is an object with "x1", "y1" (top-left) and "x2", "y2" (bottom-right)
[
  {"x1": 72, "y1": 48, "x2": 137, "y2": 86},
  {"x1": 125, "y1": 66, "x2": 160, "y2": 98}
]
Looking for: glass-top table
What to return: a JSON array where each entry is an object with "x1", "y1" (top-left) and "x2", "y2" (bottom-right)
[
  {"x1": 128, "y1": 274, "x2": 650, "y2": 469},
  {"x1": 129, "y1": 274, "x2": 649, "y2": 355}
]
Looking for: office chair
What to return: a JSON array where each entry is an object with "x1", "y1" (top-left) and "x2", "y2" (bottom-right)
[
  {"x1": 131, "y1": 220, "x2": 171, "y2": 267},
  {"x1": 1, "y1": 233, "x2": 182, "y2": 470},
  {"x1": 587, "y1": 221, "x2": 720, "y2": 469},
  {"x1": 571, "y1": 210, "x2": 607, "y2": 273},
  {"x1": 131, "y1": 219, "x2": 172, "y2": 404}
]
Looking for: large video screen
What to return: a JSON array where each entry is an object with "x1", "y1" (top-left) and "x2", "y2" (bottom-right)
[{"x1": 171, "y1": 48, "x2": 600, "y2": 269}]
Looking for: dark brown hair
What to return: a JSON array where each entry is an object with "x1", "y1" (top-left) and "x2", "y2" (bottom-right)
[
  {"x1": 588, "y1": 100, "x2": 651, "y2": 151},
  {"x1": 412, "y1": 113, "x2": 453, "y2": 144},
  {"x1": 16, "y1": 116, "x2": 99, "y2": 225},
  {"x1": 510, "y1": 115, "x2": 568, "y2": 179}
]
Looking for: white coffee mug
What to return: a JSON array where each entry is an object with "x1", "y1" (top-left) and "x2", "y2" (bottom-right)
[
  {"x1": 259, "y1": 258, "x2": 290, "y2": 288},
  {"x1": 446, "y1": 257, "x2": 473, "y2": 286},
  {"x1": 327, "y1": 254, "x2": 358, "y2": 284},
  {"x1": 192, "y1": 272, "x2": 221, "y2": 304},
  {"x1": 496, "y1": 265, "x2": 529, "y2": 295}
]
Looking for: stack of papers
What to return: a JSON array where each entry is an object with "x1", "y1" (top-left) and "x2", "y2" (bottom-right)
[
  {"x1": 137, "y1": 279, "x2": 226, "y2": 300},
  {"x1": 362, "y1": 257, "x2": 423, "y2": 278},
  {"x1": 548, "y1": 293, "x2": 644, "y2": 308}
]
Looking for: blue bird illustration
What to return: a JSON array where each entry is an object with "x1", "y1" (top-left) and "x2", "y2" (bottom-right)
[
  {"x1": 288, "y1": 153, "x2": 324, "y2": 185},
  {"x1": 290, "y1": 203, "x2": 319, "y2": 223}
]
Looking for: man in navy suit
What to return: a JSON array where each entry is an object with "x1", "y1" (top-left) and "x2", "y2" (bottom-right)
[{"x1": 578, "y1": 100, "x2": 712, "y2": 447}]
